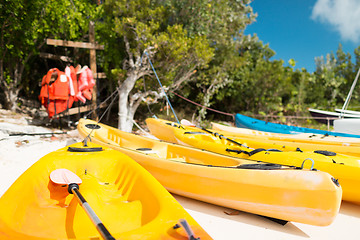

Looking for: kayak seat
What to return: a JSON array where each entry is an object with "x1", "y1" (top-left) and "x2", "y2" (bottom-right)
[
  {"x1": 314, "y1": 150, "x2": 337, "y2": 156},
  {"x1": 23, "y1": 175, "x2": 143, "y2": 238},
  {"x1": 73, "y1": 179, "x2": 143, "y2": 234},
  {"x1": 236, "y1": 163, "x2": 282, "y2": 170}
]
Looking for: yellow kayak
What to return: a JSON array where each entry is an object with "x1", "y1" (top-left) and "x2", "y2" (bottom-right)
[
  {"x1": 78, "y1": 118, "x2": 342, "y2": 226},
  {"x1": 146, "y1": 118, "x2": 360, "y2": 204},
  {"x1": 147, "y1": 118, "x2": 360, "y2": 157},
  {"x1": 211, "y1": 122, "x2": 360, "y2": 145},
  {"x1": 0, "y1": 142, "x2": 211, "y2": 240},
  {"x1": 211, "y1": 122, "x2": 360, "y2": 152}
]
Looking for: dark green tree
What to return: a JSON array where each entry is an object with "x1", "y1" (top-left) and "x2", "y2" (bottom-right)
[
  {"x1": 212, "y1": 36, "x2": 293, "y2": 122},
  {"x1": 0, "y1": 0, "x2": 98, "y2": 110},
  {"x1": 99, "y1": 0, "x2": 213, "y2": 131},
  {"x1": 312, "y1": 44, "x2": 356, "y2": 109},
  {"x1": 167, "y1": 0, "x2": 256, "y2": 122}
]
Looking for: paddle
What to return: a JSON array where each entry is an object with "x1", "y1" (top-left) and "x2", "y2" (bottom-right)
[
  {"x1": 180, "y1": 119, "x2": 252, "y2": 150},
  {"x1": 50, "y1": 169, "x2": 116, "y2": 240}
]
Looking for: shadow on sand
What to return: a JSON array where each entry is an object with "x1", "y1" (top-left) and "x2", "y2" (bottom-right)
[
  {"x1": 173, "y1": 194, "x2": 310, "y2": 238},
  {"x1": 339, "y1": 201, "x2": 360, "y2": 218}
]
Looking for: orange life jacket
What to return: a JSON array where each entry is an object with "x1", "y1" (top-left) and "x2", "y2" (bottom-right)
[
  {"x1": 65, "y1": 65, "x2": 80, "y2": 102},
  {"x1": 39, "y1": 68, "x2": 73, "y2": 118},
  {"x1": 76, "y1": 66, "x2": 95, "y2": 102}
]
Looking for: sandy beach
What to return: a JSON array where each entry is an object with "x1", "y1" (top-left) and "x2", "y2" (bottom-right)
[{"x1": 1, "y1": 109, "x2": 360, "y2": 240}]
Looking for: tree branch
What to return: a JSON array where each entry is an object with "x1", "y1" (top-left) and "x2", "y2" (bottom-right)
[{"x1": 124, "y1": 35, "x2": 134, "y2": 68}]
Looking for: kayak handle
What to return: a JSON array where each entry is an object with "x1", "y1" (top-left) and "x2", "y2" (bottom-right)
[
  {"x1": 173, "y1": 219, "x2": 200, "y2": 240},
  {"x1": 301, "y1": 158, "x2": 315, "y2": 170}
]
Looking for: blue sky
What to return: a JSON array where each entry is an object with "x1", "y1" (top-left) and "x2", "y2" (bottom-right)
[{"x1": 245, "y1": 0, "x2": 360, "y2": 73}]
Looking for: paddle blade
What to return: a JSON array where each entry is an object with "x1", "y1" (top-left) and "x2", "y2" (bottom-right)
[
  {"x1": 50, "y1": 169, "x2": 82, "y2": 185},
  {"x1": 180, "y1": 119, "x2": 195, "y2": 127}
]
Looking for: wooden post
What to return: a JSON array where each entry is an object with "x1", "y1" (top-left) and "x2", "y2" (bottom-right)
[{"x1": 89, "y1": 21, "x2": 98, "y2": 120}]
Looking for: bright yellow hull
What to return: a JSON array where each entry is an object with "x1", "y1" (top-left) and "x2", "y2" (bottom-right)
[
  {"x1": 211, "y1": 122, "x2": 360, "y2": 152},
  {"x1": 145, "y1": 118, "x2": 360, "y2": 204},
  {"x1": 78, "y1": 119, "x2": 342, "y2": 226},
  {"x1": 211, "y1": 122, "x2": 360, "y2": 144},
  {"x1": 0, "y1": 142, "x2": 211, "y2": 240}
]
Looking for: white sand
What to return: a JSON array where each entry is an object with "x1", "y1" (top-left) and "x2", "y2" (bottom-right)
[{"x1": 1, "y1": 110, "x2": 360, "y2": 239}]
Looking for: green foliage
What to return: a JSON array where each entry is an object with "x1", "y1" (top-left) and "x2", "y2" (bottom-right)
[
  {"x1": 99, "y1": 0, "x2": 213, "y2": 90},
  {"x1": 212, "y1": 36, "x2": 293, "y2": 116},
  {"x1": 5, "y1": 0, "x2": 360, "y2": 129},
  {"x1": 311, "y1": 44, "x2": 360, "y2": 109},
  {"x1": 0, "y1": 0, "x2": 99, "y2": 109},
  {"x1": 288, "y1": 59, "x2": 297, "y2": 67},
  {"x1": 165, "y1": 0, "x2": 256, "y2": 120}
]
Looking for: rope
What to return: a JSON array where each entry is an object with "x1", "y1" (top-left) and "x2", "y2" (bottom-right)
[
  {"x1": 142, "y1": 76, "x2": 156, "y2": 116},
  {"x1": 117, "y1": 113, "x2": 154, "y2": 137},
  {"x1": 84, "y1": 87, "x2": 119, "y2": 119},
  {"x1": 83, "y1": 88, "x2": 120, "y2": 145},
  {"x1": 169, "y1": 90, "x2": 334, "y2": 124},
  {"x1": 143, "y1": 51, "x2": 180, "y2": 124},
  {"x1": 82, "y1": 86, "x2": 151, "y2": 140},
  {"x1": 170, "y1": 90, "x2": 235, "y2": 117}
]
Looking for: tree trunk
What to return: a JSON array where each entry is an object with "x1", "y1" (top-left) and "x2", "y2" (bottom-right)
[
  {"x1": 3, "y1": 85, "x2": 20, "y2": 111},
  {"x1": 117, "y1": 72, "x2": 139, "y2": 132},
  {"x1": 0, "y1": 61, "x2": 24, "y2": 111}
]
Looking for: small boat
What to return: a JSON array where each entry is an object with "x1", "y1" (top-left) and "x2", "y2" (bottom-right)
[
  {"x1": 146, "y1": 118, "x2": 360, "y2": 204},
  {"x1": 311, "y1": 68, "x2": 360, "y2": 127},
  {"x1": 0, "y1": 142, "x2": 211, "y2": 240},
  {"x1": 335, "y1": 108, "x2": 360, "y2": 115},
  {"x1": 211, "y1": 122, "x2": 360, "y2": 146},
  {"x1": 308, "y1": 108, "x2": 359, "y2": 125},
  {"x1": 235, "y1": 113, "x2": 360, "y2": 138},
  {"x1": 78, "y1": 118, "x2": 342, "y2": 226}
]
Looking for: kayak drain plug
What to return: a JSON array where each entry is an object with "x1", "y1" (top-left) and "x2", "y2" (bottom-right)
[{"x1": 332, "y1": 178, "x2": 340, "y2": 187}]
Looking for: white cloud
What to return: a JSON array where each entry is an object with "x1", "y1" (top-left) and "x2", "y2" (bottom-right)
[{"x1": 311, "y1": 0, "x2": 360, "y2": 43}]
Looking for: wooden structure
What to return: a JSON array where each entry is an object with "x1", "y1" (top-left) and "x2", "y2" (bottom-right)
[{"x1": 44, "y1": 21, "x2": 105, "y2": 119}]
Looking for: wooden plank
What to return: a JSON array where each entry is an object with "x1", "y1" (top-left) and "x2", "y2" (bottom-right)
[
  {"x1": 53, "y1": 102, "x2": 107, "y2": 118},
  {"x1": 39, "y1": 52, "x2": 73, "y2": 62},
  {"x1": 46, "y1": 39, "x2": 104, "y2": 50}
]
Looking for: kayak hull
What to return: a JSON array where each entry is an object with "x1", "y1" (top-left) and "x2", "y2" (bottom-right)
[
  {"x1": 0, "y1": 142, "x2": 211, "y2": 240},
  {"x1": 78, "y1": 119, "x2": 342, "y2": 226},
  {"x1": 212, "y1": 121, "x2": 360, "y2": 157},
  {"x1": 146, "y1": 118, "x2": 360, "y2": 204}
]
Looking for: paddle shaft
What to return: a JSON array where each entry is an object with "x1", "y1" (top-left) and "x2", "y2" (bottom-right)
[
  {"x1": 69, "y1": 183, "x2": 116, "y2": 240},
  {"x1": 199, "y1": 127, "x2": 251, "y2": 149}
]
